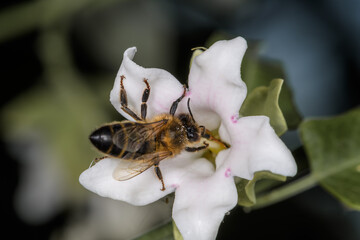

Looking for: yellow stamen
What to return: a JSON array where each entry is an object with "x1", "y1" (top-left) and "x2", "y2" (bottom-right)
[{"x1": 201, "y1": 129, "x2": 230, "y2": 165}]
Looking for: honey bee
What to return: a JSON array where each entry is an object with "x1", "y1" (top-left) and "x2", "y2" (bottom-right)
[{"x1": 89, "y1": 75, "x2": 225, "y2": 191}]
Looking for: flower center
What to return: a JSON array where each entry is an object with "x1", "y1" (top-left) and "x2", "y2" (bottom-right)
[{"x1": 201, "y1": 129, "x2": 230, "y2": 165}]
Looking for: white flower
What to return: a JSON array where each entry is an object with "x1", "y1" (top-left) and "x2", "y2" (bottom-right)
[{"x1": 79, "y1": 37, "x2": 297, "y2": 240}]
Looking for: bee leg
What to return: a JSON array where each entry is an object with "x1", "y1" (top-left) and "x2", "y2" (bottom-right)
[
  {"x1": 141, "y1": 79, "x2": 150, "y2": 120},
  {"x1": 119, "y1": 75, "x2": 142, "y2": 121},
  {"x1": 154, "y1": 163, "x2": 166, "y2": 191},
  {"x1": 185, "y1": 141, "x2": 209, "y2": 152},
  {"x1": 169, "y1": 85, "x2": 187, "y2": 115},
  {"x1": 89, "y1": 156, "x2": 108, "y2": 168}
]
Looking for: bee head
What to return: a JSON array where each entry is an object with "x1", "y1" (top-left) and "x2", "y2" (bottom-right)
[{"x1": 178, "y1": 113, "x2": 200, "y2": 142}]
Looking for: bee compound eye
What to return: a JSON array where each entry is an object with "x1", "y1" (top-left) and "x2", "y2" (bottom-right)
[
  {"x1": 187, "y1": 131, "x2": 194, "y2": 138},
  {"x1": 187, "y1": 127, "x2": 199, "y2": 142}
]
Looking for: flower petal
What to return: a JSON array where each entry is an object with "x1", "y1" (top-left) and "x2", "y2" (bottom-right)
[
  {"x1": 217, "y1": 116, "x2": 297, "y2": 180},
  {"x1": 172, "y1": 167, "x2": 237, "y2": 240},
  {"x1": 110, "y1": 47, "x2": 184, "y2": 120},
  {"x1": 179, "y1": 37, "x2": 248, "y2": 130},
  {"x1": 79, "y1": 152, "x2": 214, "y2": 206}
]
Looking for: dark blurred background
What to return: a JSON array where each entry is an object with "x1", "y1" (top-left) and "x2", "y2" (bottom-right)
[{"x1": 1, "y1": 0, "x2": 359, "y2": 239}]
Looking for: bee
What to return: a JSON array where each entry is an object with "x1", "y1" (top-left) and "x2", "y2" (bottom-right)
[{"x1": 89, "y1": 75, "x2": 223, "y2": 191}]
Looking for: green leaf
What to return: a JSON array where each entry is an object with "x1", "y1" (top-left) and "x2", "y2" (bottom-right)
[
  {"x1": 236, "y1": 171, "x2": 286, "y2": 207},
  {"x1": 173, "y1": 221, "x2": 184, "y2": 240},
  {"x1": 189, "y1": 48, "x2": 205, "y2": 69},
  {"x1": 241, "y1": 42, "x2": 302, "y2": 129},
  {"x1": 300, "y1": 107, "x2": 360, "y2": 210},
  {"x1": 239, "y1": 79, "x2": 287, "y2": 136},
  {"x1": 135, "y1": 222, "x2": 173, "y2": 240}
]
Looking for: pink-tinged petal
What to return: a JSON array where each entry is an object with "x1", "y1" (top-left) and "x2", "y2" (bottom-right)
[
  {"x1": 79, "y1": 152, "x2": 213, "y2": 206},
  {"x1": 172, "y1": 167, "x2": 237, "y2": 240},
  {"x1": 178, "y1": 37, "x2": 248, "y2": 130},
  {"x1": 110, "y1": 47, "x2": 184, "y2": 120},
  {"x1": 217, "y1": 116, "x2": 297, "y2": 180}
]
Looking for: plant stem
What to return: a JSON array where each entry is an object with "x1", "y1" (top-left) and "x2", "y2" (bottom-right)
[{"x1": 248, "y1": 174, "x2": 318, "y2": 210}]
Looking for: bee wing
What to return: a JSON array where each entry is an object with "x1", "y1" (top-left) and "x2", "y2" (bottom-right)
[
  {"x1": 113, "y1": 151, "x2": 172, "y2": 181},
  {"x1": 113, "y1": 119, "x2": 168, "y2": 152},
  {"x1": 112, "y1": 159, "x2": 153, "y2": 181}
]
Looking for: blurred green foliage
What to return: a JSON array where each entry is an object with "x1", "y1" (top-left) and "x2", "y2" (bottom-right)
[
  {"x1": 0, "y1": 0, "x2": 119, "y2": 42},
  {"x1": 1, "y1": 29, "x2": 113, "y2": 200},
  {"x1": 134, "y1": 221, "x2": 173, "y2": 240},
  {"x1": 300, "y1": 107, "x2": 360, "y2": 210},
  {"x1": 172, "y1": 221, "x2": 184, "y2": 240},
  {"x1": 241, "y1": 44, "x2": 302, "y2": 130}
]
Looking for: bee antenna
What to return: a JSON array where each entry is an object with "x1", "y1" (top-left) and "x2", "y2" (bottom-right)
[{"x1": 187, "y1": 98, "x2": 196, "y2": 122}]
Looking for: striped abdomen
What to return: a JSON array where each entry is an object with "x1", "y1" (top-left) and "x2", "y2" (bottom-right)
[{"x1": 89, "y1": 122, "x2": 156, "y2": 159}]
